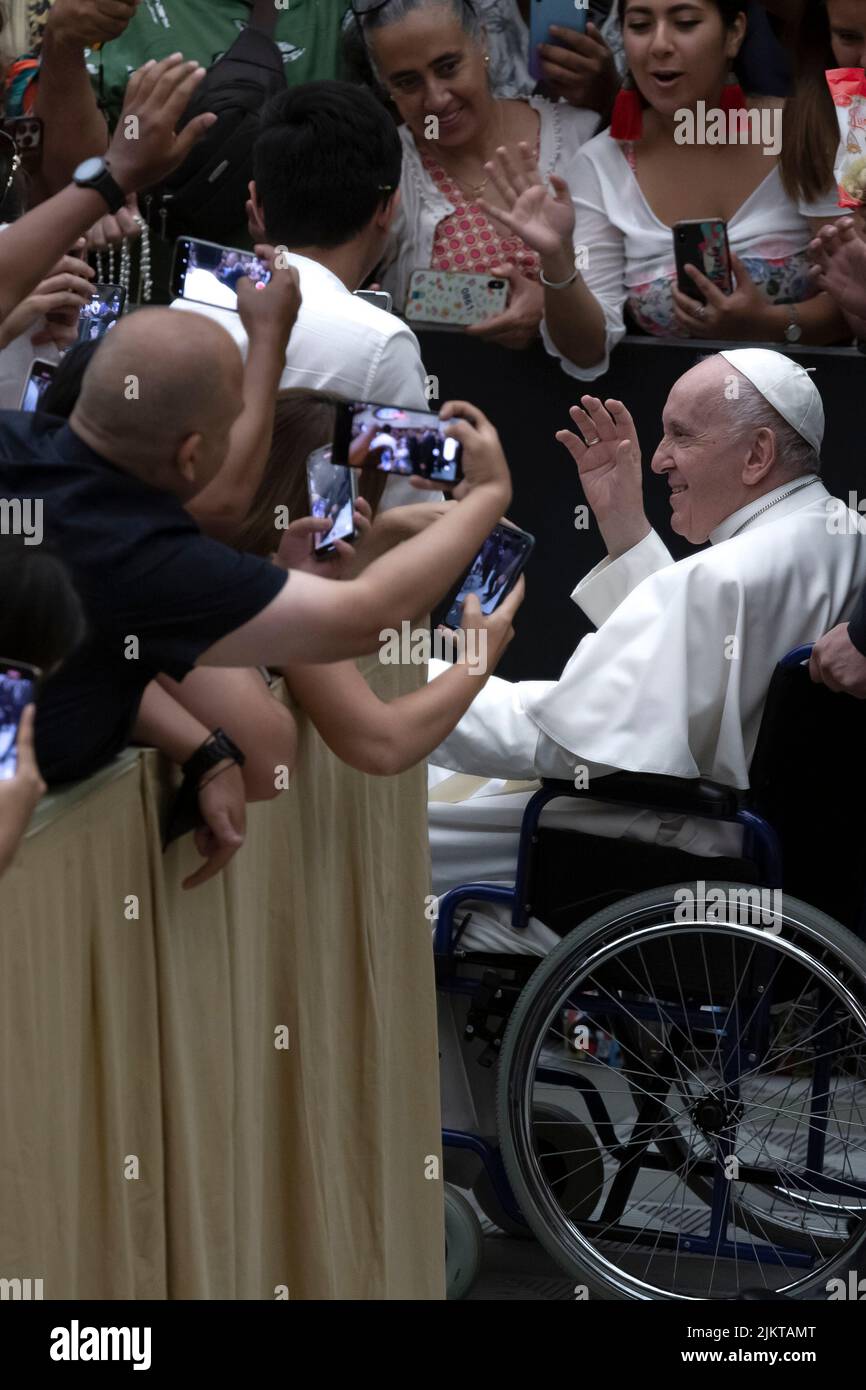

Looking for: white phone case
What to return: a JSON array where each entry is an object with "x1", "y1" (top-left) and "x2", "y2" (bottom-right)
[{"x1": 405, "y1": 269, "x2": 509, "y2": 326}]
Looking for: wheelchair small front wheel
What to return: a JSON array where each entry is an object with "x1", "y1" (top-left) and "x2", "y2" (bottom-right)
[
  {"x1": 444, "y1": 1184, "x2": 483, "y2": 1299},
  {"x1": 497, "y1": 883, "x2": 866, "y2": 1300}
]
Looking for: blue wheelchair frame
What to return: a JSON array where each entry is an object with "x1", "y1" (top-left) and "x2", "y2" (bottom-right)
[{"x1": 437, "y1": 646, "x2": 853, "y2": 1266}]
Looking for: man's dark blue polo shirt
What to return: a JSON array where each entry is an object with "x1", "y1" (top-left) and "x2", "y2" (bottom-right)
[{"x1": 0, "y1": 411, "x2": 287, "y2": 784}]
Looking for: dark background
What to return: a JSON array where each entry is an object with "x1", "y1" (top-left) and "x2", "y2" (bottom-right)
[{"x1": 415, "y1": 330, "x2": 863, "y2": 681}]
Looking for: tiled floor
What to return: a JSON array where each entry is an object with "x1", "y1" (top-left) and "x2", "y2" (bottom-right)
[{"x1": 467, "y1": 1231, "x2": 575, "y2": 1301}]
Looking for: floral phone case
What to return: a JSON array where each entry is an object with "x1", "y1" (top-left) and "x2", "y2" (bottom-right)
[{"x1": 406, "y1": 269, "x2": 509, "y2": 326}]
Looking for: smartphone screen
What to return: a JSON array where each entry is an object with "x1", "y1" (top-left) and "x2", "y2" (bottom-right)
[
  {"x1": 437, "y1": 522, "x2": 534, "y2": 630},
  {"x1": 306, "y1": 446, "x2": 357, "y2": 554},
  {"x1": 171, "y1": 237, "x2": 272, "y2": 311},
  {"x1": 0, "y1": 663, "x2": 37, "y2": 781},
  {"x1": 673, "y1": 220, "x2": 732, "y2": 303},
  {"x1": 335, "y1": 401, "x2": 463, "y2": 485},
  {"x1": 78, "y1": 283, "x2": 125, "y2": 343},
  {"x1": 19, "y1": 359, "x2": 56, "y2": 412}
]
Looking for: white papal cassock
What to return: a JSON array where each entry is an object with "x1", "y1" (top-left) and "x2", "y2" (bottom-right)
[{"x1": 428, "y1": 477, "x2": 866, "y2": 904}]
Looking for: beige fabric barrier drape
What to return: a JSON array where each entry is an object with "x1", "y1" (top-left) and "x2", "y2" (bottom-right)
[{"x1": 0, "y1": 664, "x2": 444, "y2": 1299}]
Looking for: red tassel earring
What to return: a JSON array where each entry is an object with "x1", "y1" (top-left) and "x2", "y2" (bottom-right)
[
  {"x1": 720, "y1": 71, "x2": 748, "y2": 135},
  {"x1": 610, "y1": 72, "x2": 644, "y2": 142}
]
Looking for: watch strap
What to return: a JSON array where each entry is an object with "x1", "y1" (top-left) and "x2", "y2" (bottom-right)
[
  {"x1": 76, "y1": 160, "x2": 125, "y2": 214},
  {"x1": 182, "y1": 728, "x2": 246, "y2": 784},
  {"x1": 163, "y1": 729, "x2": 245, "y2": 850}
]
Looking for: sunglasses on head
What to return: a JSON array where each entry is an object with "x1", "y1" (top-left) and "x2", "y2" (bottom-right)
[{"x1": 351, "y1": 0, "x2": 476, "y2": 17}]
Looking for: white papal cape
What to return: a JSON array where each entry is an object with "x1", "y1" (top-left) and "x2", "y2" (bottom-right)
[{"x1": 428, "y1": 478, "x2": 866, "y2": 907}]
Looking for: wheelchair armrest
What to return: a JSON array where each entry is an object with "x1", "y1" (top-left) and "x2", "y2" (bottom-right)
[{"x1": 541, "y1": 772, "x2": 742, "y2": 821}]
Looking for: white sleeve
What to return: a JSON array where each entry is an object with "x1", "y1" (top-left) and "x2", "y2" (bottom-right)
[
  {"x1": 540, "y1": 146, "x2": 628, "y2": 383},
  {"x1": 429, "y1": 665, "x2": 577, "y2": 780},
  {"x1": 573, "y1": 530, "x2": 674, "y2": 628},
  {"x1": 799, "y1": 191, "x2": 845, "y2": 222},
  {"x1": 371, "y1": 326, "x2": 429, "y2": 410}
]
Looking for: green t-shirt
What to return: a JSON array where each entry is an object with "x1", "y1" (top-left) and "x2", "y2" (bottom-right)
[{"x1": 84, "y1": 0, "x2": 344, "y2": 127}]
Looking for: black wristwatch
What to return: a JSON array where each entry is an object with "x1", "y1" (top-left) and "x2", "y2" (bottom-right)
[
  {"x1": 73, "y1": 155, "x2": 126, "y2": 214},
  {"x1": 183, "y1": 728, "x2": 246, "y2": 787}
]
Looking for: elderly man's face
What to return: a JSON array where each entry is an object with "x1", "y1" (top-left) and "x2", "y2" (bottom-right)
[{"x1": 651, "y1": 358, "x2": 758, "y2": 543}]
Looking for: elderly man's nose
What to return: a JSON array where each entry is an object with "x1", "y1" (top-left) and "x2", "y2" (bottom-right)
[{"x1": 651, "y1": 446, "x2": 672, "y2": 475}]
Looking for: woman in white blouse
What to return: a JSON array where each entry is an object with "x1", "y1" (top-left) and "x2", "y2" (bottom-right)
[
  {"x1": 353, "y1": 0, "x2": 599, "y2": 349},
  {"x1": 474, "y1": 0, "x2": 847, "y2": 379}
]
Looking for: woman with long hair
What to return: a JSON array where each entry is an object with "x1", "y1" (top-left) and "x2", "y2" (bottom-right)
[
  {"x1": 476, "y1": 0, "x2": 849, "y2": 379},
  {"x1": 781, "y1": 0, "x2": 866, "y2": 208}
]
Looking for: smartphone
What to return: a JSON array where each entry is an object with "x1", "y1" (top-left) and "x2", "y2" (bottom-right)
[
  {"x1": 434, "y1": 522, "x2": 535, "y2": 630},
  {"x1": 19, "y1": 359, "x2": 57, "y2": 412},
  {"x1": 529, "y1": 0, "x2": 589, "y2": 83},
  {"x1": 170, "y1": 236, "x2": 272, "y2": 311},
  {"x1": 334, "y1": 401, "x2": 463, "y2": 486},
  {"x1": 406, "y1": 269, "x2": 509, "y2": 327},
  {"x1": 673, "y1": 219, "x2": 733, "y2": 304},
  {"x1": 354, "y1": 288, "x2": 393, "y2": 313},
  {"x1": 1, "y1": 115, "x2": 42, "y2": 172},
  {"x1": 77, "y1": 283, "x2": 125, "y2": 343},
  {"x1": 0, "y1": 659, "x2": 40, "y2": 781},
  {"x1": 306, "y1": 445, "x2": 358, "y2": 556}
]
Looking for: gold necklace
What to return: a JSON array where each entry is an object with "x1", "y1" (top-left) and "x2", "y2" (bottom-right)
[{"x1": 436, "y1": 103, "x2": 506, "y2": 202}]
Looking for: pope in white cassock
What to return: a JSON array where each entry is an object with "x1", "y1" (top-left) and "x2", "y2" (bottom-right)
[{"x1": 428, "y1": 349, "x2": 866, "y2": 935}]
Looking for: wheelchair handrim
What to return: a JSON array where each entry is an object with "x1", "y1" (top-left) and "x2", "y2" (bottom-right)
[{"x1": 499, "y1": 900, "x2": 866, "y2": 1300}]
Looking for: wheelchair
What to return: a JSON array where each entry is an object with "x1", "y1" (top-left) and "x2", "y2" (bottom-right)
[{"x1": 435, "y1": 647, "x2": 866, "y2": 1299}]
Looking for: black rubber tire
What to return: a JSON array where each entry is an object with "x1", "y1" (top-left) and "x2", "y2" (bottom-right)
[{"x1": 496, "y1": 883, "x2": 866, "y2": 1300}]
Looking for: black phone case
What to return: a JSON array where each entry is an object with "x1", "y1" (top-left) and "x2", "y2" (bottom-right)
[
  {"x1": 433, "y1": 528, "x2": 535, "y2": 631},
  {"x1": 673, "y1": 220, "x2": 733, "y2": 304}
]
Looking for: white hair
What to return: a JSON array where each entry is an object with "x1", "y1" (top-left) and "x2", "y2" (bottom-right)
[{"x1": 732, "y1": 376, "x2": 822, "y2": 479}]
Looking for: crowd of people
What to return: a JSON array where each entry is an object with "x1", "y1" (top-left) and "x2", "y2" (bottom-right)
[{"x1": 0, "y1": 2, "x2": 865, "y2": 974}]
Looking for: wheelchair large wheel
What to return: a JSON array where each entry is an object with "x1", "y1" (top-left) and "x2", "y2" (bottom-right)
[
  {"x1": 497, "y1": 884, "x2": 866, "y2": 1299},
  {"x1": 472, "y1": 1103, "x2": 603, "y2": 1238}
]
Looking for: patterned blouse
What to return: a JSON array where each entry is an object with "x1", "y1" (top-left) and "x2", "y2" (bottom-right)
[{"x1": 419, "y1": 145, "x2": 541, "y2": 282}]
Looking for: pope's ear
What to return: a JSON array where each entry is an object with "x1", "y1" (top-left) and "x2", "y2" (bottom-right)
[{"x1": 743, "y1": 425, "x2": 777, "y2": 485}]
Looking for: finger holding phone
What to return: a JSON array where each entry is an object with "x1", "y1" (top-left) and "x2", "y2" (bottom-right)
[
  {"x1": 672, "y1": 251, "x2": 769, "y2": 340},
  {"x1": 438, "y1": 400, "x2": 511, "y2": 495},
  {"x1": 236, "y1": 263, "x2": 302, "y2": 354},
  {"x1": 458, "y1": 575, "x2": 526, "y2": 675},
  {"x1": 0, "y1": 245, "x2": 95, "y2": 351},
  {"x1": 464, "y1": 263, "x2": 544, "y2": 350},
  {"x1": 537, "y1": 22, "x2": 620, "y2": 117}
]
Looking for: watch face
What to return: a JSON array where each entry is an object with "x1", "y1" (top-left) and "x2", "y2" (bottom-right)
[{"x1": 75, "y1": 156, "x2": 105, "y2": 182}]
